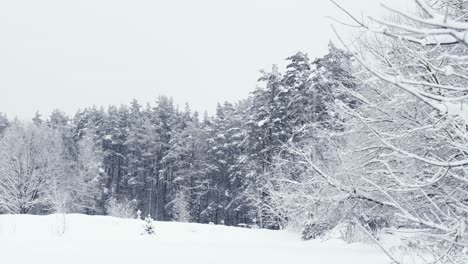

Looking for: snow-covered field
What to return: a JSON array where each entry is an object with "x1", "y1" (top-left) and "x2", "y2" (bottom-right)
[{"x1": 0, "y1": 214, "x2": 392, "y2": 264}]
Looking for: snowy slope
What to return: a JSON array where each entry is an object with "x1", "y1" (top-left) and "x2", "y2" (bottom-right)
[{"x1": 0, "y1": 214, "x2": 391, "y2": 264}]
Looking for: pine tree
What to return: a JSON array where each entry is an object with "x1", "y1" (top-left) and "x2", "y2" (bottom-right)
[
  {"x1": 142, "y1": 214, "x2": 156, "y2": 235},
  {"x1": 32, "y1": 111, "x2": 43, "y2": 125},
  {"x1": 0, "y1": 113, "x2": 9, "y2": 137}
]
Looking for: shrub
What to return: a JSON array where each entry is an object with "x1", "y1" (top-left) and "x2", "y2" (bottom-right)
[
  {"x1": 301, "y1": 220, "x2": 332, "y2": 240},
  {"x1": 105, "y1": 197, "x2": 137, "y2": 218},
  {"x1": 142, "y1": 214, "x2": 156, "y2": 235}
]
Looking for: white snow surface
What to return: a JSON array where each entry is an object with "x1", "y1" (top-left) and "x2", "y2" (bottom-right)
[{"x1": 0, "y1": 214, "x2": 392, "y2": 264}]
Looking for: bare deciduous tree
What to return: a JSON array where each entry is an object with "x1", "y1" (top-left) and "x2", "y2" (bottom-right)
[{"x1": 0, "y1": 121, "x2": 64, "y2": 214}]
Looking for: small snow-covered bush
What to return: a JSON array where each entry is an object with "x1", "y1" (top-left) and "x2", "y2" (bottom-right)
[
  {"x1": 357, "y1": 215, "x2": 389, "y2": 236},
  {"x1": 322, "y1": 215, "x2": 391, "y2": 244},
  {"x1": 142, "y1": 214, "x2": 156, "y2": 235},
  {"x1": 250, "y1": 224, "x2": 259, "y2": 229},
  {"x1": 105, "y1": 198, "x2": 137, "y2": 218},
  {"x1": 136, "y1": 209, "x2": 142, "y2": 220},
  {"x1": 171, "y1": 191, "x2": 191, "y2": 223},
  {"x1": 324, "y1": 222, "x2": 372, "y2": 244},
  {"x1": 301, "y1": 220, "x2": 332, "y2": 240}
]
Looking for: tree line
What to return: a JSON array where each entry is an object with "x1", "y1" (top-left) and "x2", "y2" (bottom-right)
[{"x1": 0, "y1": 44, "x2": 355, "y2": 228}]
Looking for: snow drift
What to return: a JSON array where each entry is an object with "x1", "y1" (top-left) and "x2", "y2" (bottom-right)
[{"x1": 0, "y1": 214, "x2": 392, "y2": 264}]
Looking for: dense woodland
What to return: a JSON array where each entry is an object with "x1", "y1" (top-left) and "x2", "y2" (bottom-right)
[
  {"x1": 1, "y1": 0, "x2": 468, "y2": 262},
  {"x1": 0, "y1": 44, "x2": 353, "y2": 227}
]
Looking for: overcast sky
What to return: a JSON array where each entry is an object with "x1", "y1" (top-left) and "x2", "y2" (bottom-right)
[{"x1": 0, "y1": 0, "x2": 409, "y2": 120}]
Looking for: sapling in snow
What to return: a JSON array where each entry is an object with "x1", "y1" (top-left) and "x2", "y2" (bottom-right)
[
  {"x1": 136, "y1": 210, "x2": 142, "y2": 220},
  {"x1": 142, "y1": 214, "x2": 155, "y2": 235}
]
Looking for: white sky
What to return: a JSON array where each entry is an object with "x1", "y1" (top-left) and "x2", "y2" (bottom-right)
[{"x1": 0, "y1": 0, "x2": 409, "y2": 120}]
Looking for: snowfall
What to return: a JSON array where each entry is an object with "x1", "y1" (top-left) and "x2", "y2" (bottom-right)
[{"x1": 0, "y1": 214, "x2": 399, "y2": 264}]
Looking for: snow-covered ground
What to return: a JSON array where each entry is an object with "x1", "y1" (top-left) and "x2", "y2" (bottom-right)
[{"x1": 0, "y1": 214, "x2": 392, "y2": 264}]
